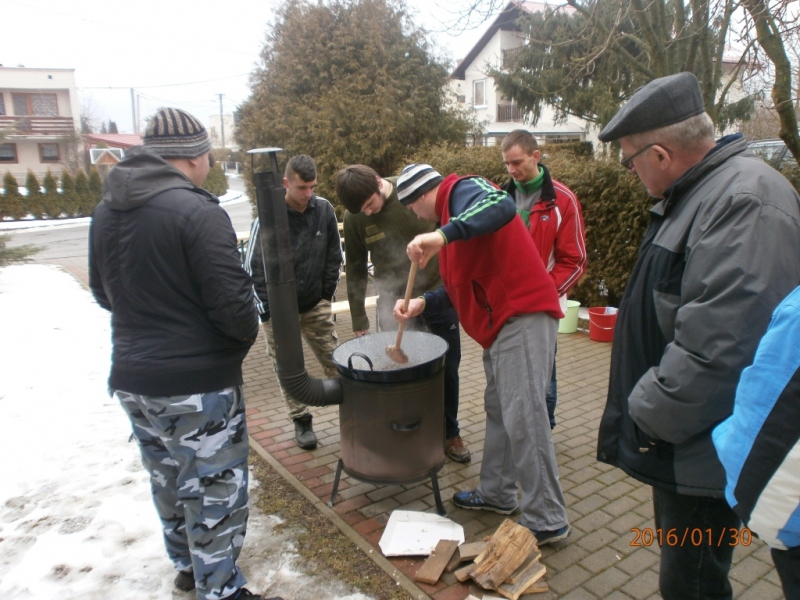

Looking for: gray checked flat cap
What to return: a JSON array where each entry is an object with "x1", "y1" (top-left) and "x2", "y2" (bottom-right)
[{"x1": 598, "y1": 72, "x2": 705, "y2": 142}]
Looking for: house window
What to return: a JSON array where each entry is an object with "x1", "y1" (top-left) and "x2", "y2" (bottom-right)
[
  {"x1": 0, "y1": 94, "x2": 5, "y2": 116},
  {"x1": 0, "y1": 143, "x2": 18, "y2": 163},
  {"x1": 12, "y1": 93, "x2": 58, "y2": 116},
  {"x1": 39, "y1": 143, "x2": 60, "y2": 162},
  {"x1": 473, "y1": 80, "x2": 487, "y2": 107}
]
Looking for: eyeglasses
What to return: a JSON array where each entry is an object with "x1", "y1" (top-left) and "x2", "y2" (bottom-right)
[
  {"x1": 208, "y1": 153, "x2": 215, "y2": 168},
  {"x1": 620, "y1": 143, "x2": 672, "y2": 171},
  {"x1": 620, "y1": 144, "x2": 656, "y2": 171}
]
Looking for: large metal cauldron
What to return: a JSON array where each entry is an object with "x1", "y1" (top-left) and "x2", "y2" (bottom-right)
[
  {"x1": 332, "y1": 331, "x2": 448, "y2": 485},
  {"x1": 249, "y1": 148, "x2": 448, "y2": 513}
]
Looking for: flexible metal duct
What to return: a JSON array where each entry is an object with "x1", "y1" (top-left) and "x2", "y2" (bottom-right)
[{"x1": 253, "y1": 163, "x2": 342, "y2": 406}]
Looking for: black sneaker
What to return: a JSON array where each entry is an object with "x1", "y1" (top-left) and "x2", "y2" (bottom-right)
[
  {"x1": 174, "y1": 569, "x2": 194, "y2": 592},
  {"x1": 223, "y1": 588, "x2": 284, "y2": 600},
  {"x1": 531, "y1": 524, "x2": 572, "y2": 545},
  {"x1": 293, "y1": 414, "x2": 317, "y2": 450}
]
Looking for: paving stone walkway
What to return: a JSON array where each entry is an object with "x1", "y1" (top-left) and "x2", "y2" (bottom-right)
[
  {"x1": 242, "y1": 302, "x2": 783, "y2": 600},
  {"x1": 53, "y1": 257, "x2": 781, "y2": 599}
]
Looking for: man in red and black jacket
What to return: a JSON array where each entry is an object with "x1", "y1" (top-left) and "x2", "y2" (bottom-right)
[
  {"x1": 501, "y1": 130, "x2": 587, "y2": 429},
  {"x1": 393, "y1": 164, "x2": 572, "y2": 546}
]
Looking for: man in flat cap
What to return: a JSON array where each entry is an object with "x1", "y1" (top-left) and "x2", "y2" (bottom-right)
[
  {"x1": 596, "y1": 72, "x2": 800, "y2": 599},
  {"x1": 394, "y1": 164, "x2": 572, "y2": 546}
]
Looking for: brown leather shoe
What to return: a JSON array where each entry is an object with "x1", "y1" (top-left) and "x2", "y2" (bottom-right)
[{"x1": 446, "y1": 435, "x2": 471, "y2": 463}]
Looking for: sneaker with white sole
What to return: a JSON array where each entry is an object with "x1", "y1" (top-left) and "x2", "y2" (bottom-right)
[
  {"x1": 531, "y1": 524, "x2": 572, "y2": 545},
  {"x1": 452, "y1": 489, "x2": 517, "y2": 514}
]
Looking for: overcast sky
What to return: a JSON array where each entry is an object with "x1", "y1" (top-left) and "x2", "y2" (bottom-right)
[{"x1": 2, "y1": 0, "x2": 494, "y2": 135}]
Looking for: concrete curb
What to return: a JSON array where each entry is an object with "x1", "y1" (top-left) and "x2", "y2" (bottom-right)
[{"x1": 248, "y1": 438, "x2": 432, "y2": 600}]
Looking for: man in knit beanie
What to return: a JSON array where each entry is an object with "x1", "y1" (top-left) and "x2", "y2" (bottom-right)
[
  {"x1": 336, "y1": 165, "x2": 470, "y2": 463},
  {"x1": 90, "y1": 107, "x2": 279, "y2": 600},
  {"x1": 394, "y1": 164, "x2": 571, "y2": 546}
]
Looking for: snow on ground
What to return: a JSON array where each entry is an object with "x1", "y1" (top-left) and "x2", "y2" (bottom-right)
[
  {"x1": 0, "y1": 265, "x2": 372, "y2": 600},
  {"x1": 0, "y1": 189, "x2": 245, "y2": 232}
]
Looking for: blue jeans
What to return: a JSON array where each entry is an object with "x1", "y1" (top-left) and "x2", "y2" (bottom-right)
[
  {"x1": 546, "y1": 343, "x2": 557, "y2": 429},
  {"x1": 652, "y1": 487, "x2": 740, "y2": 600},
  {"x1": 422, "y1": 306, "x2": 461, "y2": 439}
]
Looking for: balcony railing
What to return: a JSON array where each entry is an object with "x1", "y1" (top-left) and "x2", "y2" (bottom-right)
[
  {"x1": 502, "y1": 47, "x2": 524, "y2": 69},
  {"x1": 497, "y1": 103, "x2": 526, "y2": 123},
  {"x1": 0, "y1": 115, "x2": 76, "y2": 136}
]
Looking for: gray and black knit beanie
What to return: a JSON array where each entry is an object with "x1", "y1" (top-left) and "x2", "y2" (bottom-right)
[
  {"x1": 144, "y1": 107, "x2": 211, "y2": 158},
  {"x1": 397, "y1": 164, "x2": 443, "y2": 206}
]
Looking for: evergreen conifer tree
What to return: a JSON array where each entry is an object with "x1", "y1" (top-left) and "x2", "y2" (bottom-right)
[
  {"x1": 60, "y1": 169, "x2": 77, "y2": 218},
  {"x1": 2, "y1": 172, "x2": 25, "y2": 220},
  {"x1": 88, "y1": 167, "x2": 103, "y2": 213},
  {"x1": 25, "y1": 170, "x2": 44, "y2": 220},
  {"x1": 201, "y1": 163, "x2": 228, "y2": 197},
  {"x1": 74, "y1": 169, "x2": 91, "y2": 217},
  {"x1": 0, "y1": 234, "x2": 41, "y2": 266},
  {"x1": 42, "y1": 170, "x2": 59, "y2": 219}
]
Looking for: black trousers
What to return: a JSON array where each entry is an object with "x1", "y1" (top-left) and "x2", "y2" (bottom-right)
[
  {"x1": 652, "y1": 486, "x2": 741, "y2": 600},
  {"x1": 772, "y1": 546, "x2": 800, "y2": 600}
]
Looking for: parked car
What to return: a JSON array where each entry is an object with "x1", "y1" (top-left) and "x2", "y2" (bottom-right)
[{"x1": 747, "y1": 138, "x2": 798, "y2": 169}]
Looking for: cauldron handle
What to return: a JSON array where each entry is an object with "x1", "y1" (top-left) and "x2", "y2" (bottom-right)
[
  {"x1": 347, "y1": 352, "x2": 374, "y2": 371},
  {"x1": 391, "y1": 420, "x2": 421, "y2": 432}
]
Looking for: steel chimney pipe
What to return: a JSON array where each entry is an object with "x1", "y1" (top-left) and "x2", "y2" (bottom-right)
[{"x1": 251, "y1": 149, "x2": 342, "y2": 406}]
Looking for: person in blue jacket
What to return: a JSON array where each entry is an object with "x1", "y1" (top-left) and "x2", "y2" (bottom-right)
[{"x1": 714, "y1": 286, "x2": 800, "y2": 599}]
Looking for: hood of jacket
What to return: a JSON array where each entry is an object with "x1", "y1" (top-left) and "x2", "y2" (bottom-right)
[{"x1": 102, "y1": 147, "x2": 199, "y2": 211}]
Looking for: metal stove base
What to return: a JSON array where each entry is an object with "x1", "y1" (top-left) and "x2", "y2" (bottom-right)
[{"x1": 327, "y1": 458, "x2": 446, "y2": 516}]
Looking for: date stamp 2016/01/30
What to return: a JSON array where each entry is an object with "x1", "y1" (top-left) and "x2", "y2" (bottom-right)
[{"x1": 631, "y1": 528, "x2": 753, "y2": 547}]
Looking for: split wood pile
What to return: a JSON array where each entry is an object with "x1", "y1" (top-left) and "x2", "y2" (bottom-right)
[{"x1": 413, "y1": 519, "x2": 548, "y2": 599}]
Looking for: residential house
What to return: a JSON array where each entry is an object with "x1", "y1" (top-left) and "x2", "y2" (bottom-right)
[
  {"x1": 85, "y1": 133, "x2": 142, "y2": 166},
  {"x1": 0, "y1": 66, "x2": 82, "y2": 180},
  {"x1": 451, "y1": 1, "x2": 593, "y2": 147}
]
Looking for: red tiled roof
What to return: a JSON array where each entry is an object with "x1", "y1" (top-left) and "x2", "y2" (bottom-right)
[{"x1": 84, "y1": 133, "x2": 143, "y2": 148}]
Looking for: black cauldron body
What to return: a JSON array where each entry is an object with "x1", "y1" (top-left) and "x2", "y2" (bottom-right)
[{"x1": 332, "y1": 331, "x2": 447, "y2": 484}]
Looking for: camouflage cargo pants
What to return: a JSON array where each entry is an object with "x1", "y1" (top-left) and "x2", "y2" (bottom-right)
[
  {"x1": 116, "y1": 386, "x2": 250, "y2": 600},
  {"x1": 263, "y1": 299, "x2": 338, "y2": 420}
]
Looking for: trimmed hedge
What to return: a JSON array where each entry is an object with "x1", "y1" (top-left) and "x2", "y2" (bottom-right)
[{"x1": 1, "y1": 164, "x2": 229, "y2": 221}]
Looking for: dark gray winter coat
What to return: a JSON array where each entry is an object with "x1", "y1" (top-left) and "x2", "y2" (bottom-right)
[{"x1": 597, "y1": 134, "x2": 800, "y2": 496}]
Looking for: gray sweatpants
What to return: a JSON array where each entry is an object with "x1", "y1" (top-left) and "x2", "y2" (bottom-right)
[{"x1": 476, "y1": 313, "x2": 569, "y2": 531}]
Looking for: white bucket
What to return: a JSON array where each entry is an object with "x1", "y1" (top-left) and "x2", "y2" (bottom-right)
[{"x1": 558, "y1": 300, "x2": 581, "y2": 334}]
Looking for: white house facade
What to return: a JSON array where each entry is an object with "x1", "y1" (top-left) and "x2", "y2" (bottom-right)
[
  {"x1": 0, "y1": 66, "x2": 82, "y2": 180},
  {"x1": 450, "y1": 1, "x2": 596, "y2": 148}
]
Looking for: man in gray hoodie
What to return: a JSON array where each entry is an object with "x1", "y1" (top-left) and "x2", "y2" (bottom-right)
[{"x1": 89, "y1": 107, "x2": 279, "y2": 600}]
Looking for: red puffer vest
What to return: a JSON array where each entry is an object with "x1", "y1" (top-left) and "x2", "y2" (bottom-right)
[{"x1": 436, "y1": 174, "x2": 562, "y2": 348}]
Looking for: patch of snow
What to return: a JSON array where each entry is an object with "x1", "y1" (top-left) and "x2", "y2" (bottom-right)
[{"x1": 0, "y1": 265, "x2": 372, "y2": 600}]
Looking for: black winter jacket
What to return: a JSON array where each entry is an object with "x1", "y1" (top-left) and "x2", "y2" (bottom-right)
[
  {"x1": 89, "y1": 149, "x2": 259, "y2": 396},
  {"x1": 244, "y1": 195, "x2": 342, "y2": 321}
]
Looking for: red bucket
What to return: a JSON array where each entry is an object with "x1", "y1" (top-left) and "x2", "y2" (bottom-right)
[{"x1": 588, "y1": 307, "x2": 617, "y2": 342}]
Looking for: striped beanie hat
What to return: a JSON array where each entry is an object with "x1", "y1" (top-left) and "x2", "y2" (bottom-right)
[
  {"x1": 144, "y1": 107, "x2": 211, "y2": 158},
  {"x1": 397, "y1": 164, "x2": 443, "y2": 206}
]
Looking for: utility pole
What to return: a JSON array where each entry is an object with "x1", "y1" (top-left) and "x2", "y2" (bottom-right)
[
  {"x1": 217, "y1": 93, "x2": 225, "y2": 148},
  {"x1": 130, "y1": 88, "x2": 137, "y2": 135}
]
